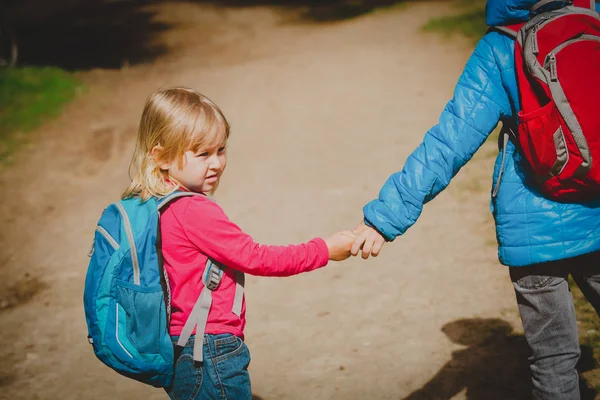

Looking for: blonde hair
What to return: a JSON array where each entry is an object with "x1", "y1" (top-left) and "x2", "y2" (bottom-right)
[{"x1": 122, "y1": 87, "x2": 230, "y2": 200}]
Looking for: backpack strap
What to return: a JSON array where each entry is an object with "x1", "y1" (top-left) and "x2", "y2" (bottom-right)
[
  {"x1": 490, "y1": 23, "x2": 524, "y2": 39},
  {"x1": 155, "y1": 191, "x2": 205, "y2": 329},
  {"x1": 157, "y1": 191, "x2": 204, "y2": 210},
  {"x1": 232, "y1": 271, "x2": 244, "y2": 317},
  {"x1": 157, "y1": 191, "x2": 245, "y2": 362},
  {"x1": 489, "y1": 0, "x2": 596, "y2": 39},
  {"x1": 175, "y1": 264, "x2": 245, "y2": 363},
  {"x1": 176, "y1": 259, "x2": 223, "y2": 362}
]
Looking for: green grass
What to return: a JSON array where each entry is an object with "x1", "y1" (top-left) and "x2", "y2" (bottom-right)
[
  {"x1": 0, "y1": 67, "x2": 81, "y2": 165},
  {"x1": 422, "y1": 0, "x2": 487, "y2": 44}
]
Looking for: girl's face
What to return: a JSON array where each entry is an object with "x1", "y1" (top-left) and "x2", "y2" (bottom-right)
[{"x1": 164, "y1": 143, "x2": 227, "y2": 194}]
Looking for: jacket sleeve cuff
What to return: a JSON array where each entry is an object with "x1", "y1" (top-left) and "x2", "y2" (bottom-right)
[{"x1": 363, "y1": 200, "x2": 404, "y2": 242}]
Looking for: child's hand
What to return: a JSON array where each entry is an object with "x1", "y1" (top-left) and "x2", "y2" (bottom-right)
[
  {"x1": 325, "y1": 230, "x2": 357, "y2": 261},
  {"x1": 351, "y1": 222, "x2": 385, "y2": 259}
]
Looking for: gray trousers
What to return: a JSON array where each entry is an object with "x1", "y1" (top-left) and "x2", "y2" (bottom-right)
[{"x1": 510, "y1": 251, "x2": 600, "y2": 400}]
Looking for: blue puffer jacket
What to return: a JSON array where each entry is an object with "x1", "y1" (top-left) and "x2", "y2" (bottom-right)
[{"x1": 363, "y1": 0, "x2": 600, "y2": 267}]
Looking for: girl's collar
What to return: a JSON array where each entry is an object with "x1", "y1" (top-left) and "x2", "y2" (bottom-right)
[{"x1": 165, "y1": 176, "x2": 209, "y2": 196}]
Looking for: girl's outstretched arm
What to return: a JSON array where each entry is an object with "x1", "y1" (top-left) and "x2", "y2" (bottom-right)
[{"x1": 175, "y1": 196, "x2": 353, "y2": 276}]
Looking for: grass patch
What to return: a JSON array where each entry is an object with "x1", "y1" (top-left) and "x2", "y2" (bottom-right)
[
  {"x1": 0, "y1": 67, "x2": 81, "y2": 165},
  {"x1": 422, "y1": 0, "x2": 487, "y2": 44}
]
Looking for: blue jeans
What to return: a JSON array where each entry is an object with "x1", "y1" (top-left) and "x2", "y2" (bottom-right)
[
  {"x1": 510, "y1": 251, "x2": 600, "y2": 400},
  {"x1": 167, "y1": 334, "x2": 252, "y2": 400}
]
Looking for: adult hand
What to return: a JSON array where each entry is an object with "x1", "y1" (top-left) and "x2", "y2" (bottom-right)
[{"x1": 351, "y1": 221, "x2": 385, "y2": 259}]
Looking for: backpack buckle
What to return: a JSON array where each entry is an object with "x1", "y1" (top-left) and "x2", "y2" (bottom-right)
[{"x1": 203, "y1": 260, "x2": 223, "y2": 291}]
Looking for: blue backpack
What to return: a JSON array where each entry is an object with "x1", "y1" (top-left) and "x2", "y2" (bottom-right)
[{"x1": 83, "y1": 192, "x2": 243, "y2": 388}]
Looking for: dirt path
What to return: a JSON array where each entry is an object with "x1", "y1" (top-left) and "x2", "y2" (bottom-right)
[{"x1": 0, "y1": 2, "x2": 526, "y2": 399}]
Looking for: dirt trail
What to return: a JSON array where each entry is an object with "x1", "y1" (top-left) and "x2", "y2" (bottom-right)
[{"x1": 0, "y1": 2, "x2": 525, "y2": 399}]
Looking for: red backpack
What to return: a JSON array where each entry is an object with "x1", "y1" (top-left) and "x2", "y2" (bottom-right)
[{"x1": 496, "y1": 0, "x2": 600, "y2": 202}]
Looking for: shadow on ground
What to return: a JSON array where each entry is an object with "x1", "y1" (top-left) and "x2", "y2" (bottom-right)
[
  {"x1": 7, "y1": 0, "x2": 409, "y2": 70},
  {"x1": 402, "y1": 318, "x2": 597, "y2": 400}
]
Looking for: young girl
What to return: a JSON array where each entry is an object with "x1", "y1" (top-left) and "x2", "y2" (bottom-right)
[{"x1": 122, "y1": 87, "x2": 355, "y2": 400}]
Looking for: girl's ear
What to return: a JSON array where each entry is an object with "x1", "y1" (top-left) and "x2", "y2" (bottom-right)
[{"x1": 150, "y1": 145, "x2": 171, "y2": 171}]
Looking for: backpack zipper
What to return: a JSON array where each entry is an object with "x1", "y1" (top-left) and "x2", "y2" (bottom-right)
[
  {"x1": 543, "y1": 36, "x2": 600, "y2": 82},
  {"x1": 544, "y1": 35, "x2": 600, "y2": 65}
]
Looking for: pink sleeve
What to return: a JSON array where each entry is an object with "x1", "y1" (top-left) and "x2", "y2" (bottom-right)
[{"x1": 177, "y1": 197, "x2": 329, "y2": 277}]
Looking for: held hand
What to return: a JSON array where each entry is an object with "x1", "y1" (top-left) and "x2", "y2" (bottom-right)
[
  {"x1": 325, "y1": 230, "x2": 357, "y2": 261},
  {"x1": 351, "y1": 222, "x2": 385, "y2": 259}
]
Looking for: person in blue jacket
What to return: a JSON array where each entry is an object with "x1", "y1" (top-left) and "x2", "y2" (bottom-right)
[{"x1": 351, "y1": 0, "x2": 600, "y2": 398}]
